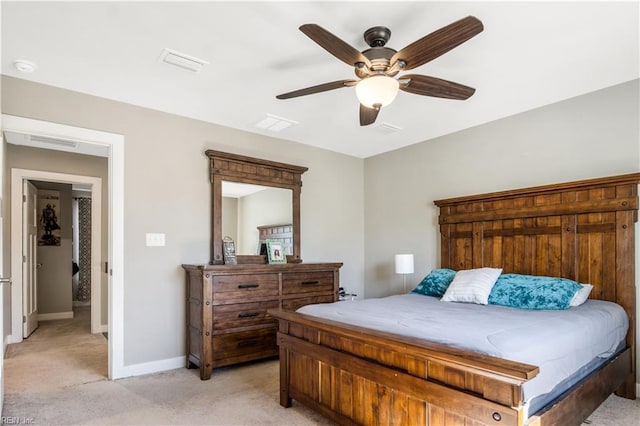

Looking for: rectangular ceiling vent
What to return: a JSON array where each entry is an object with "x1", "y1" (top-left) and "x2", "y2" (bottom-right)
[
  {"x1": 4, "y1": 131, "x2": 78, "y2": 148},
  {"x1": 30, "y1": 135, "x2": 78, "y2": 148},
  {"x1": 254, "y1": 114, "x2": 298, "y2": 133},
  {"x1": 374, "y1": 123, "x2": 403, "y2": 134},
  {"x1": 159, "y1": 48, "x2": 209, "y2": 73}
]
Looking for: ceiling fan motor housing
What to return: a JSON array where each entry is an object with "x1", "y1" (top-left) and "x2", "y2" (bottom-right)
[
  {"x1": 356, "y1": 47, "x2": 398, "y2": 78},
  {"x1": 364, "y1": 26, "x2": 392, "y2": 47}
]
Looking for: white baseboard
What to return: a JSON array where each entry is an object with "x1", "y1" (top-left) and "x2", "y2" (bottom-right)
[
  {"x1": 38, "y1": 311, "x2": 74, "y2": 321},
  {"x1": 100, "y1": 324, "x2": 108, "y2": 333},
  {"x1": 119, "y1": 356, "x2": 185, "y2": 378},
  {"x1": 637, "y1": 382, "x2": 639, "y2": 397}
]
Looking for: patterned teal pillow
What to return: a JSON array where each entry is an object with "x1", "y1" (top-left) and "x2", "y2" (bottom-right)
[
  {"x1": 488, "y1": 274, "x2": 582, "y2": 310},
  {"x1": 412, "y1": 269, "x2": 457, "y2": 297}
]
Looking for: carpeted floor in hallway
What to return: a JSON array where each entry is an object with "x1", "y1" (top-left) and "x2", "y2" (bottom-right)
[{"x1": 2, "y1": 307, "x2": 639, "y2": 425}]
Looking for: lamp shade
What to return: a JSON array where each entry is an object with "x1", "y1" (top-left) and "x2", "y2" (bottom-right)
[
  {"x1": 395, "y1": 254, "x2": 414, "y2": 274},
  {"x1": 355, "y1": 75, "x2": 399, "y2": 108}
]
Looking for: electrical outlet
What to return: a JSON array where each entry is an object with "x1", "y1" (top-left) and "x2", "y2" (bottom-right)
[{"x1": 146, "y1": 233, "x2": 165, "y2": 247}]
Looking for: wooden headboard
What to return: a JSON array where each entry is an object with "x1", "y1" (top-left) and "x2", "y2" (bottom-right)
[{"x1": 434, "y1": 173, "x2": 640, "y2": 397}]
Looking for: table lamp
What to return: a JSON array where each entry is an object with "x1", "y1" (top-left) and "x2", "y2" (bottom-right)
[{"x1": 395, "y1": 254, "x2": 414, "y2": 293}]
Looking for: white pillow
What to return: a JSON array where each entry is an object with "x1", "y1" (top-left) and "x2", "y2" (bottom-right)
[
  {"x1": 570, "y1": 284, "x2": 593, "y2": 307},
  {"x1": 441, "y1": 267, "x2": 503, "y2": 305}
]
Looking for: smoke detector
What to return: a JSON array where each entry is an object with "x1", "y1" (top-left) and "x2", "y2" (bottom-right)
[{"x1": 14, "y1": 59, "x2": 37, "y2": 73}]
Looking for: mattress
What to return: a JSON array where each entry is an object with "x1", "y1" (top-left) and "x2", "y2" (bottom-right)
[{"x1": 297, "y1": 293, "x2": 628, "y2": 409}]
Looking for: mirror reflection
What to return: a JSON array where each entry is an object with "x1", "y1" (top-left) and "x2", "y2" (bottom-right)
[{"x1": 221, "y1": 181, "x2": 293, "y2": 255}]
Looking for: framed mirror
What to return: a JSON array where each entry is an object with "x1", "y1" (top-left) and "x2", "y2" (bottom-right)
[{"x1": 207, "y1": 150, "x2": 308, "y2": 265}]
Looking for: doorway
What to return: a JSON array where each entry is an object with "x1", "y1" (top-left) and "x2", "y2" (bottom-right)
[
  {"x1": 11, "y1": 171, "x2": 102, "y2": 336},
  {"x1": 2, "y1": 114, "x2": 125, "y2": 379},
  {"x1": 12, "y1": 173, "x2": 102, "y2": 337}
]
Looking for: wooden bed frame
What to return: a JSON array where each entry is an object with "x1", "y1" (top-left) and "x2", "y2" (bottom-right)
[{"x1": 270, "y1": 173, "x2": 639, "y2": 425}]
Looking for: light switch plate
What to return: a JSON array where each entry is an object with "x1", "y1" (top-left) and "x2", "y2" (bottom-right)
[{"x1": 146, "y1": 233, "x2": 165, "y2": 247}]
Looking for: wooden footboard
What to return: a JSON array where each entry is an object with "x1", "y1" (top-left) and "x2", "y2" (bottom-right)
[
  {"x1": 271, "y1": 309, "x2": 539, "y2": 426},
  {"x1": 271, "y1": 309, "x2": 633, "y2": 426}
]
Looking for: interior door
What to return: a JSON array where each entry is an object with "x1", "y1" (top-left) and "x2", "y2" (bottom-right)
[{"x1": 23, "y1": 180, "x2": 38, "y2": 338}]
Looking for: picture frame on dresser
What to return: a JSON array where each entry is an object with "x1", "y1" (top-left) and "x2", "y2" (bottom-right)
[
  {"x1": 266, "y1": 239, "x2": 286, "y2": 264},
  {"x1": 222, "y1": 236, "x2": 237, "y2": 265},
  {"x1": 257, "y1": 241, "x2": 267, "y2": 256}
]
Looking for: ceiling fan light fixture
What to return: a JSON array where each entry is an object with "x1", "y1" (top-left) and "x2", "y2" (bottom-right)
[{"x1": 355, "y1": 75, "x2": 399, "y2": 108}]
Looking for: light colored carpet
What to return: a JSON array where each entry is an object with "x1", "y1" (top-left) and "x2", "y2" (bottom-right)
[{"x1": 2, "y1": 308, "x2": 639, "y2": 425}]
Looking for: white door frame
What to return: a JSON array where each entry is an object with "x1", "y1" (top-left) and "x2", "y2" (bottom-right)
[
  {"x1": 2, "y1": 114, "x2": 125, "y2": 380},
  {"x1": 11, "y1": 169, "x2": 102, "y2": 334}
]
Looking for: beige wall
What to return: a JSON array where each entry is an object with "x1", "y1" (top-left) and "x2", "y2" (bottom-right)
[
  {"x1": 1, "y1": 75, "x2": 365, "y2": 366},
  {"x1": 221, "y1": 196, "x2": 238, "y2": 248},
  {"x1": 31, "y1": 181, "x2": 72, "y2": 315},
  {"x1": 364, "y1": 78, "x2": 639, "y2": 382}
]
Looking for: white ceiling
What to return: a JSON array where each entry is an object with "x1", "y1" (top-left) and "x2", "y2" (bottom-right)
[
  {"x1": 222, "y1": 181, "x2": 269, "y2": 198},
  {"x1": 2, "y1": 1, "x2": 638, "y2": 158}
]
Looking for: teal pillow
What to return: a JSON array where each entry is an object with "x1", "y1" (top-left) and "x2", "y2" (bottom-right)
[
  {"x1": 412, "y1": 269, "x2": 456, "y2": 297},
  {"x1": 488, "y1": 274, "x2": 582, "y2": 310}
]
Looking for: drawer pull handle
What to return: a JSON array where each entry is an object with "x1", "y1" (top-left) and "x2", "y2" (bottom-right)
[
  {"x1": 238, "y1": 284, "x2": 259, "y2": 289},
  {"x1": 237, "y1": 339, "x2": 259, "y2": 348},
  {"x1": 238, "y1": 312, "x2": 260, "y2": 318},
  {"x1": 301, "y1": 280, "x2": 320, "y2": 286}
]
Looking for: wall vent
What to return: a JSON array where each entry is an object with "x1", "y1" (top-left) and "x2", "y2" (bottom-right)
[
  {"x1": 374, "y1": 123, "x2": 403, "y2": 134},
  {"x1": 30, "y1": 135, "x2": 78, "y2": 148},
  {"x1": 159, "y1": 48, "x2": 209, "y2": 72}
]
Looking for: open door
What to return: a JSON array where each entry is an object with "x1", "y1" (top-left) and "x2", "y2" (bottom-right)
[{"x1": 23, "y1": 180, "x2": 38, "y2": 338}]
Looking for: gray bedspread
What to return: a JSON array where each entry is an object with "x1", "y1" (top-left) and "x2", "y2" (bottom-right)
[{"x1": 297, "y1": 293, "x2": 628, "y2": 405}]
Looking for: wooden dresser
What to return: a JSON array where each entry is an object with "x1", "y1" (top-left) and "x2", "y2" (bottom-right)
[{"x1": 182, "y1": 262, "x2": 342, "y2": 380}]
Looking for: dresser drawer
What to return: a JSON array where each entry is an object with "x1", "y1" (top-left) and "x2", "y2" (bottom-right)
[
  {"x1": 282, "y1": 294, "x2": 336, "y2": 311},
  {"x1": 213, "y1": 274, "x2": 279, "y2": 300},
  {"x1": 212, "y1": 327, "x2": 278, "y2": 361},
  {"x1": 282, "y1": 271, "x2": 334, "y2": 295},
  {"x1": 213, "y1": 300, "x2": 279, "y2": 330}
]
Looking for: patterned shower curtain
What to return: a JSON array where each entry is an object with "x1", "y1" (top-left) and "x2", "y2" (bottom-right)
[{"x1": 77, "y1": 197, "x2": 92, "y2": 302}]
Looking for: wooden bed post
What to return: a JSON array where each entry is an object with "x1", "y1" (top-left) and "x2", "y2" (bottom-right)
[
  {"x1": 278, "y1": 322, "x2": 292, "y2": 407},
  {"x1": 615, "y1": 208, "x2": 636, "y2": 399}
]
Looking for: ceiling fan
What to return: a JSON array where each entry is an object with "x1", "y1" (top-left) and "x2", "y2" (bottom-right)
[{"x1": 276, "y1": 16, "x2": 483, "y2": 126}]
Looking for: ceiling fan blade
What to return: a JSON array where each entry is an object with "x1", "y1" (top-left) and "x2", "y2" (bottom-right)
[
  {"x1": 400, "y1": 74, "x2": 475, "y2": 100},
  {"x1": 276, "y1": 79, "x2": 357, "y2": 99},
  {"x1": 360, "y1": 104, "x2": 380, "y2": 126},
  {"x1": 300, "y1": 24, "x2": 372, "y2": 68},
  {"x1": 391, "y1": 16, "x2": 483, "y2": 71}
]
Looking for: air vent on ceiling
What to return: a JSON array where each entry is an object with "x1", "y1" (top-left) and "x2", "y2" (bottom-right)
[
  {"x1": 159, "y1": 48, "x2": 209, "y2": 72},
  {"x1": 254, "y1": 114, "x2": 298, "y2": 132},
  {"x1": 4, "y1": 131, "x2": 77, "y2": 148},
  {"x1": 374, "y1": 122, "x2": 403, "y2": 134}
]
